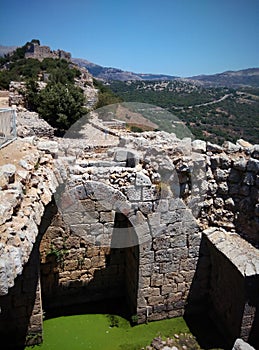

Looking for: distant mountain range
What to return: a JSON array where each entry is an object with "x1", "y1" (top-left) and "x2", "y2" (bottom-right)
[
  {"x1": 72, "y1": 58, "x2": 178, "y2": 81},
  {"x1": 189, "y1": 68, "x2": 259, "y2": 88},
  {"x1": 0, "y1": 45, "x2": 18, "y2": 56},
  {"x1": 72, "y1": 58, "x2": 259, "y2": 87},
  {"x1": 1, "y1": 44, "x2": 258, "y2": 87}
]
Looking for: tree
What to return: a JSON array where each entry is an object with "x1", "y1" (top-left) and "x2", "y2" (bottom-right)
[
  {"x1": 37, "y1": 82, "x2": 87, "y2": 131},
  {"x1": 93, "y1": 79, "x2": 123, "y2": 108},
  {"x1": 25, "y1": 79, "x2": 40, "y2": 111}
]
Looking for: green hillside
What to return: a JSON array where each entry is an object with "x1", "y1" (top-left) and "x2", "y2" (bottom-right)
[{"x1": 109, "y1": 80, "x2": 259, "y2": 144}]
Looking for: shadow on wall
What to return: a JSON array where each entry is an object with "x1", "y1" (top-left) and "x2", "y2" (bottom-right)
[
  {"x1": 40, "y1": 207, "x2": 140, "y2": 322},
  {"x1": 184, "y1": 235, "x2": 259, "y2": 350},
  {"x1": 246, "y1": 276, "x2": 259, "y2": 349},
  {"x1": 184, "y1": 235, "x2": 229, "y2": 350},
  {"x1": 0, "y1": 244, "x2": 39, "y2": 350},
  {"x1": 0, "y1": 200, "x2": 56, "y2": 350}
]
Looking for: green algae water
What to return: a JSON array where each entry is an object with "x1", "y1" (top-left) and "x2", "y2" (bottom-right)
[{"x1": 26, "y1": 314, "x2": 190, "y2": 350}]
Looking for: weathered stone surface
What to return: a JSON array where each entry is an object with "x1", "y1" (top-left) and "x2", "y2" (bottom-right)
[
  {"x1": 136, "y1": 172, "x2": 152, "y2": 187},
  {"x1": 223, "y1": 140, "x2": 241, "y2": 153},
  {"x1": 37, "y1": 140, "x2": 58, "y2": 154},
  {"x1": 1, "y1": 114, "x2": 259, "y2": 348},
  {"x1": 204, "y1": 229, "x2": 259, "y2": 276},
  {"x1": 192, "y1": 139, "x2": 206, "y2": 153},
  {"x1": 232, "y1": 338, "x2": 255, "y2": 350}
]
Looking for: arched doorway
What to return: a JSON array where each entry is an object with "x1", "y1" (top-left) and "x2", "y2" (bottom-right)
[{"x1": 39, "y1": 201, "x2": 139, "y2": 320}]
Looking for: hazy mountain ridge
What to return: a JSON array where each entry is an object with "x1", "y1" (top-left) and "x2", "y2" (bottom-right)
[
  {"x1": 190, "y1": 68, "x2": 259, "y2": 88},
  {"x1": 0, "y1": 45, "x2": 18, "y2": 56},
  {"x1": 72, "y1": 58, "x2": 178, "y2": 81},
  {"x1": 72, "y1": 58, "x2": 259, "y2": 87}
]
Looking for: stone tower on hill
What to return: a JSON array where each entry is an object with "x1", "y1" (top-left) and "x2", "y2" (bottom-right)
[{"x1": 25, "y1": 42, "x2": 71, "y2": 61}]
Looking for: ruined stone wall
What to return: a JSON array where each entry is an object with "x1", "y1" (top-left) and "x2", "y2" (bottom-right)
[
  {"x1": 0, "y1": 124, "x2": 258, "y2": 348},
  {"x1": 0, "y1": 238, "x2": 42, "y2": 349},
  {"x1": 0, "y1": 139, "x2": 58, "y2": 348},
  {"x1": 39, "y1": 206, "x2": 128, "y2": 311},
  {"x1": 200, "y1": 141, "x2": 259, "y2": 246},
  {"x1": 25, "y1": 43, "x2": 71, "y2": 61},
  {"x1": 203, "y1": 229, "x2": 259, "y2": 348}
]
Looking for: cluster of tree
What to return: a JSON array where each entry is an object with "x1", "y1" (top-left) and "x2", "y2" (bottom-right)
[
  {"x1": 25, "y1": 80, "x2": 87, "y2": 132},
  {"x1": 109, "y1": 81, "x2": 259, "y2": 144},
  {"x1": 0, "y1": 41, "x2": 87, "y2": 131},
  {"x1": 0, "y1": 53, "x2": 81, "y2": 90},
  {"x1": 109, "y1": 80, "x2": 231, "y2": 108},
  {"x1": 0, "y1": 41, "x2": 124, "y2": 132},
  {"x1": 93, "y1": 79, "x2": 123, "y2": 108}
]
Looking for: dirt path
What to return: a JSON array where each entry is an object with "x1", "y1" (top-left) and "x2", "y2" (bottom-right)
[{"x1": 0, "y1": 91, "x2": 9, "y2": 108}]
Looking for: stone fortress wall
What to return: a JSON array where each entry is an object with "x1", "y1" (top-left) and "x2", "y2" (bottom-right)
[
  {"x1": 0, "y1": 114, "x2": 258, "y2": 349},
  {"x1": 25, "y1": 42, "x2": 71, "y2": 61}
]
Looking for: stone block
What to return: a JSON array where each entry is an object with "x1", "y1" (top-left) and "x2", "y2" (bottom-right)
[
  {"x1": 218, "y1": 182, "x2": 228, "y2": 194},
  {"x1": 125, "y1": 186, "x2": 142, "y2": 201},
  {"x1": 143, "y1": 186, "x2": 160, "y2": 201},
  {"x1": 155, "y1": 199, "x2": 169, "y2": 213},
  {"x1": 168, "y1": 198, "x2": 186, "y2": 211},
  {"x1": 232, "y1": 338, "x2": 255, "y2": 350},
  {"x1": 153, "y1": 237, "x2": 171, "y2": 250},
  {"x1": 160, "y1": 261, "x2": 178, "y2": 274},
  {"x1": 114, "y1": 149, "x2": 128, "y2": 162},
  {"x1": 141, "y1": 287, "x2": 160, "y2": 298},
  {"x1": 138, "y1": 276, "x2": 151, "y2": 288},
  {"x1": 139, "y1": 264, "x2": 153, "y2": 277},
  {"x1": 192, "y1": 139, "x2": 206, "y2": 153},
  {"x1": 80, "y1": 199, "x2": 96, "y2": 212},
  {"x1": 153, "y1": 304, "x2": 167, "y2": 313},
  {"x1": 171, "y1": 235, "x2": 186, "y2": 248},
  {"x1": 99, "y1": 211, "x2": 115, "y2": 223},
  {"x1": 147, "y1": 212, "x2": 161, "y2": 226},
  {"x1": 82, "y1": 211, "x2": 99, "y2": 224},
  {"x1": 155, "y1": 249, "x2": 173, "y2": 262},
  {"x1": 37, "y1": 140, "x2": 58, "y2": 154},
  {"x1": 64, "y1": 260, "x2": 78, "y2": 271},
  {"x1": 207, "y1": 142, "x2": 223, "y2": 153},
  {"x1": 150, "y1": 274, "x2": 164, "y2": 287},
  {"x1": 90, "y1": 223, "x2": 104, "y2": 236},
  {"x1": 148, "y1": 295, "x2": 164, "y2": 305},
  {"x1": 161, "y1": 284, "x2": 175, "y2": 295},
  {"x1": 136, "y1": 172, "x2": 152, "y2": 187}
]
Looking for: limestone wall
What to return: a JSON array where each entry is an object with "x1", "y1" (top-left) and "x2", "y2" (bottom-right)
[
  {"x1": 0, "y1": 123, "x2": 258, "y2": 348},
  {"x1": 0, "y1": 139, "x2": 57, "y2": 347}
]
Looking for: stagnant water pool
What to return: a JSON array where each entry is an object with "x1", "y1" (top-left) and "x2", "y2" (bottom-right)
[{"x1": 25, "y1": 314, "x2": 191, "y2": 350}]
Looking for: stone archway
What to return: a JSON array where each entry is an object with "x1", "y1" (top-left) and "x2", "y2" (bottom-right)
[{"x1": 39, "y1": 181, "x2": 148, "y2": 320}]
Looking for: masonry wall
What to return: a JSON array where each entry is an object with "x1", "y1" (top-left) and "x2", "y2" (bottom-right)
[
  {"x1": 204, "y1": 236, "x2": 259, "y2": 349},
  {"x1": 1, "y1": 130, "x2": 259, "y2": 348},
  {"x1": 206, "y1": 237, "x2": 246, "y2": 347},
  {"x1": 38, "y1": 177, "x2": 202, "y2": 324},
  {"x1": 39, "y1": 202, "x2": 141, "y2": 318},
  {"x1": 0, "y1": 234, "x2": 42, "y2": 349}
]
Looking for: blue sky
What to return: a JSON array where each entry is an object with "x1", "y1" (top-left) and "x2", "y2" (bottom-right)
[{"x1": 0, "y1": 0, "x2": 258, "y2": 77}]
